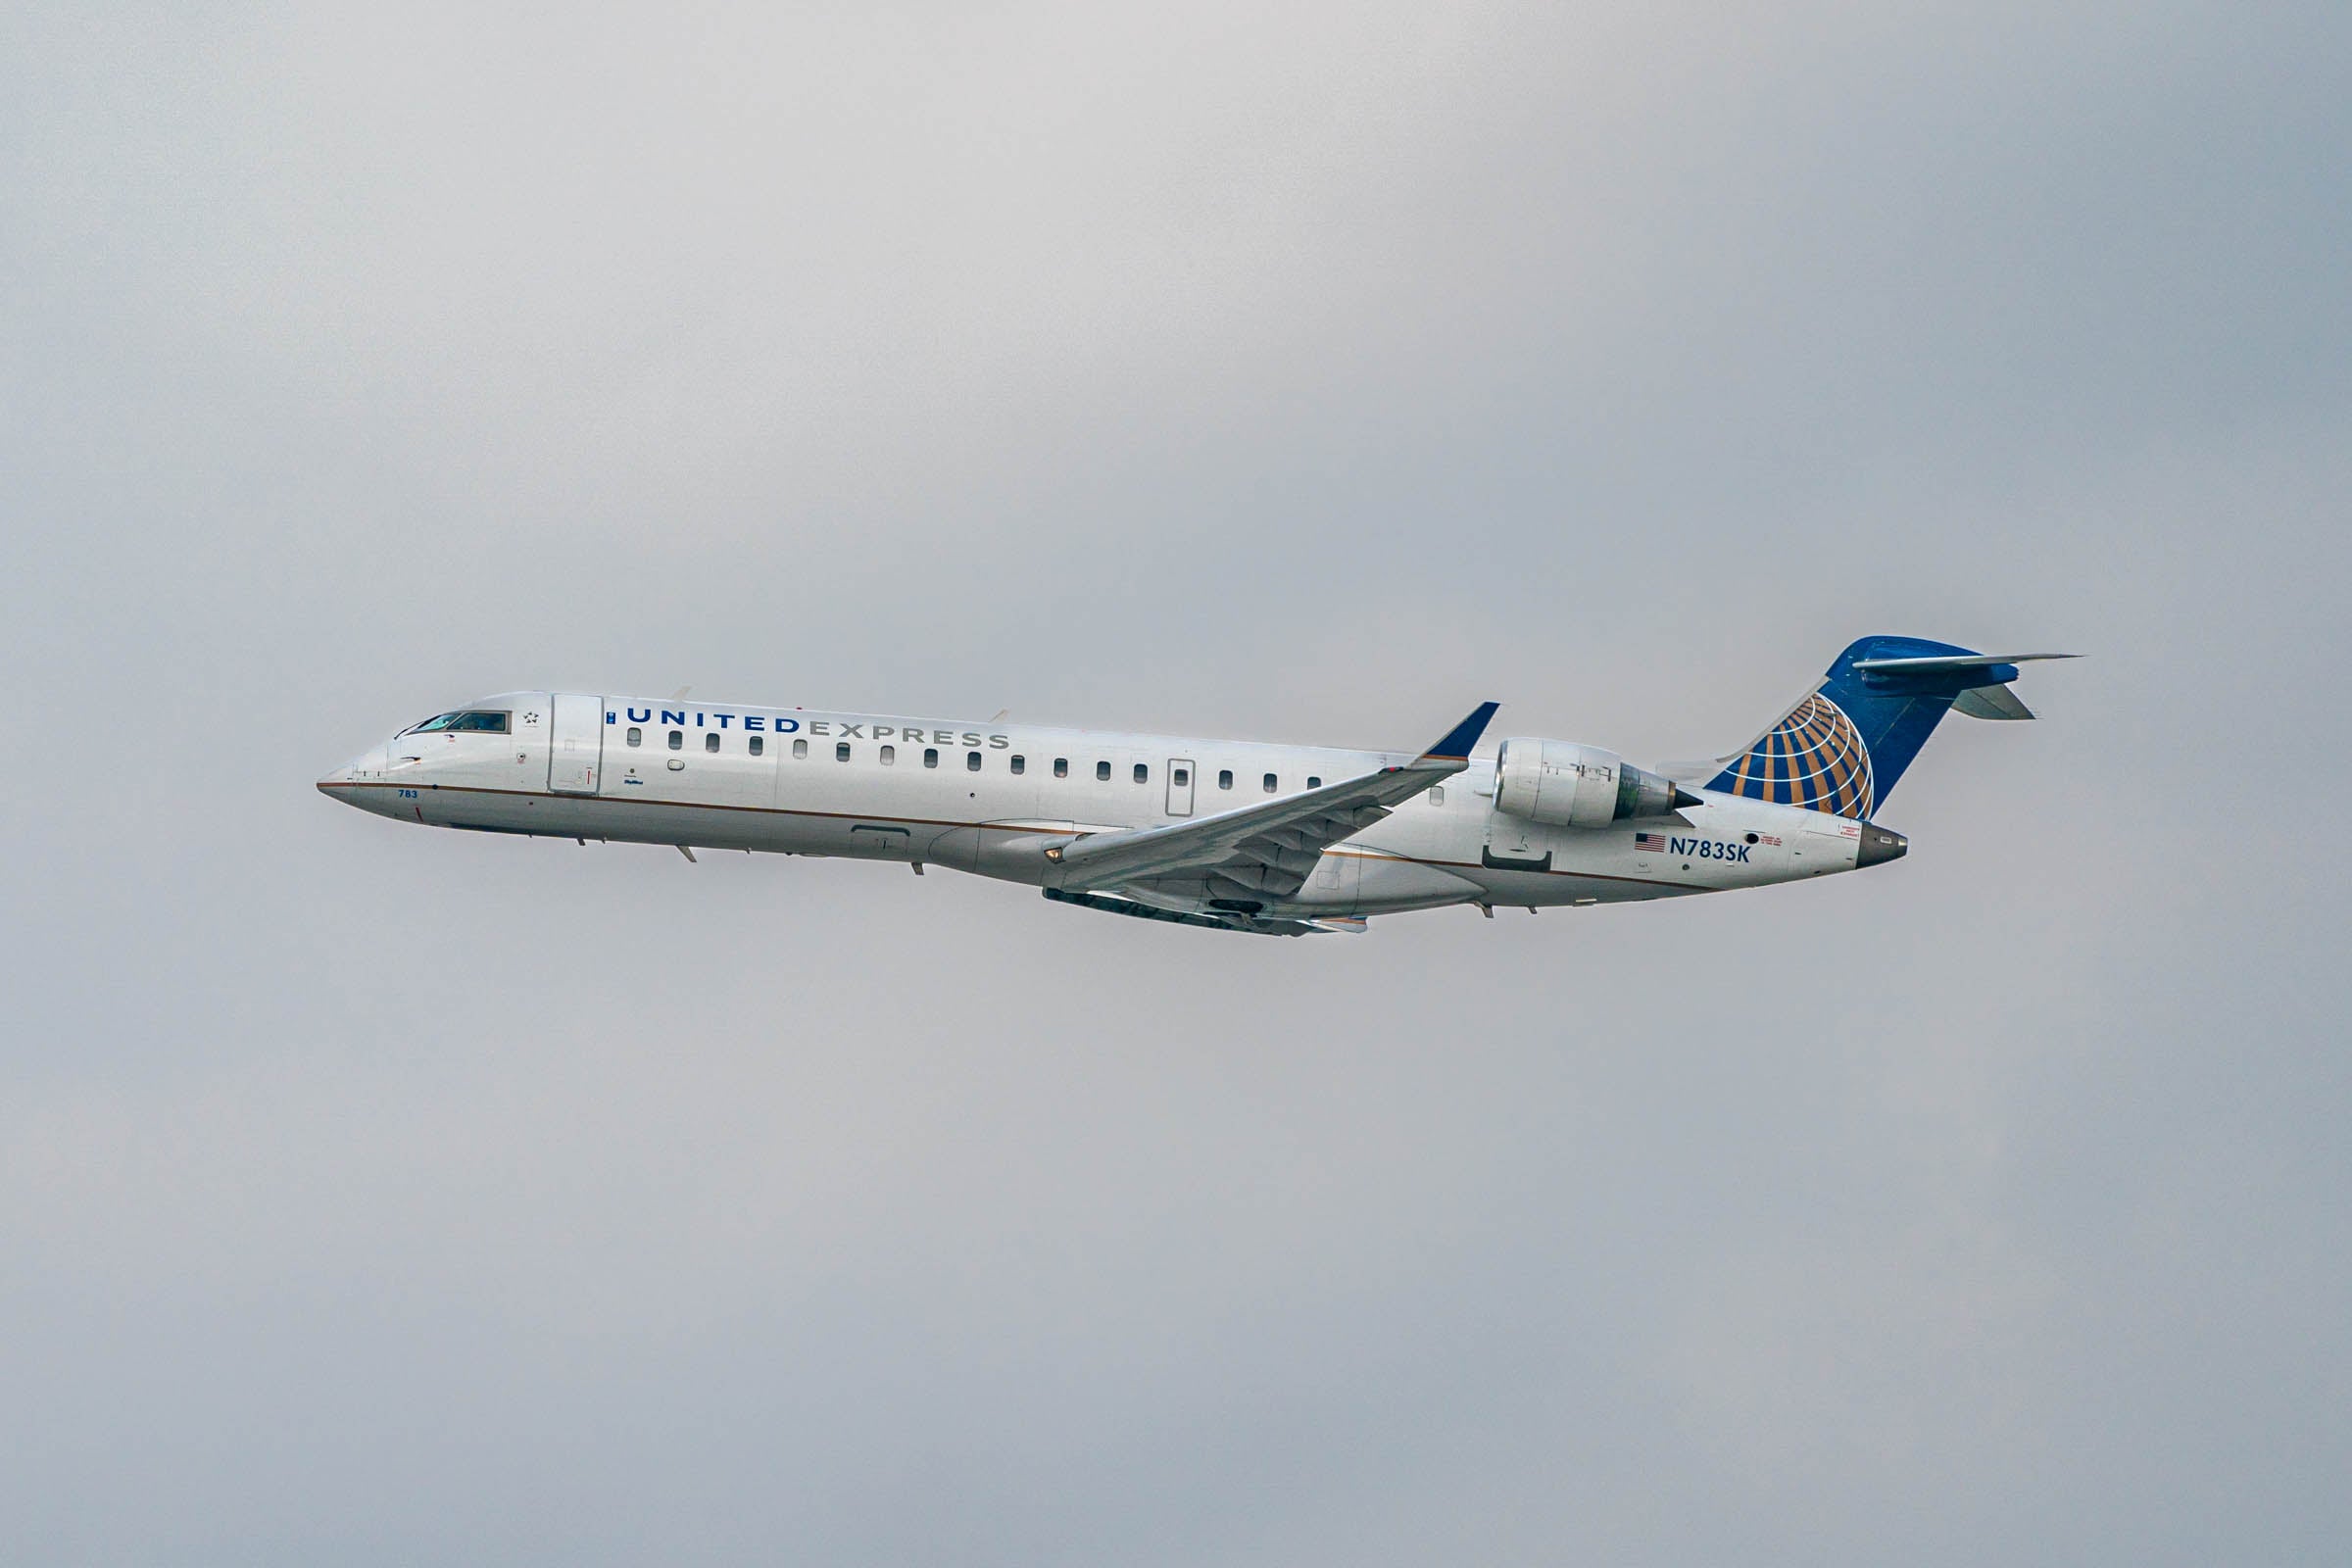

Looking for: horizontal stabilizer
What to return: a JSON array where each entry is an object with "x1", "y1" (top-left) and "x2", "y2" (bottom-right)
[
  {"x1": 1851, "y1": 653, "x2": 2080, "y2": 674},
  {"x1": 1953, "y1": 683, "x2": 2035, "y2": 720}
]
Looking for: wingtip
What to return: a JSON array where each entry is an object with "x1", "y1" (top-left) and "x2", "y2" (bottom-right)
[{"x1": 1422, "y1": 700, "x2": 1501, "y2": 762}]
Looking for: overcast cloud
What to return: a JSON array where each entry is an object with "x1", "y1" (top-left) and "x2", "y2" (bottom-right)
[{"x1": 4, "y1": 3, "x2": 2349, "y2": 1562}]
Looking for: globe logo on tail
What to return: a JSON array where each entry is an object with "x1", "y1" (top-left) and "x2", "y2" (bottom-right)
[{"x1": 1724, "y1": 691, "x2": 1875, "y2": 819}]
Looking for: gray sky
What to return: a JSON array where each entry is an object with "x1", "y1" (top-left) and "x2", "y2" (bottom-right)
[{"x1": 5, "y1": 3, "x2": 2348, "y2": 1562}]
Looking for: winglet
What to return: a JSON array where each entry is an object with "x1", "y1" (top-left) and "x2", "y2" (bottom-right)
[{"x1": 1420, "y1": 702, "x2": 1500, "y2": 763}]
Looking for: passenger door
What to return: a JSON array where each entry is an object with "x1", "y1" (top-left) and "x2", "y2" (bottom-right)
[{"x1": 549, "y1": 693, "x2": 604, "y2": 794}]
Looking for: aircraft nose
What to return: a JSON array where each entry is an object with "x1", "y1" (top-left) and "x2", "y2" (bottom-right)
[
  {"x1": 318, "y1": 741, "x2": 390, "y2": 799},
  {"x1": 1856, "y1": 824, "x2": 1908, "y2": 867}
]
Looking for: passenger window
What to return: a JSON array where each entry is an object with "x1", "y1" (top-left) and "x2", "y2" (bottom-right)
[
  {"x1": 1173, "y1": 767, "x2": 1189, "y2": 787},
  {"x1": 1096, "y1": 760, "x2": 1110, "y2": 781},
  {"x1": 880, "y1": 744, "x2": 895, "y2": 764},
  {"x1": 793, "y1": 738, "x2": 808, "y2": 759},
  {"x1": 1133, "y1": 763, "x2": 1148, "y2": 784},
  {"x1": 1010, "y1": 755, "x2": 1025, "y2": 775},
  {"x1": 1263, "y1": 773, "x2": 1277, "y2": 793},
  {"x1": 706, "y1": 732, "x2": 720, "y2": 753},
  {"x1": 749, "y1": 736, "x2": 763, "y2": 757},
  {"x1": 1307, "y1": 776, "x2": 1321, "y2": 788},
  {"x1": 836, "y1": 742, "x2": 852, "y2": 761},
  {"x1": 626, "y1": 727, "x2": 642, "y2": 747},
  {"x1": 1218, "y1": 769, "x2": 1232, "y2": 789},
  {"x1": 668, "y1": 730, "x2": 683, "y2": 751},
  {"x1": 924, "y1": 748, "x2": 939, "y2": 768},
  {"x1": 1054, "y1": 758, "x2": 1068, "y2": 778},
  {"x1": 966, "y1": 751, "x2": 981, "y2": 771}
]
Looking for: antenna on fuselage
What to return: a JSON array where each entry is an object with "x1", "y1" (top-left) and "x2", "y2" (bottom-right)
[{"x1": 670, "y1": 686, "x2": 692, "y2": 702}]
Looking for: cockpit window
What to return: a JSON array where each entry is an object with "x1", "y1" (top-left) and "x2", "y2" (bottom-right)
[{"x1": 404, "y1": 710, "x2": 510, "y2": 735}]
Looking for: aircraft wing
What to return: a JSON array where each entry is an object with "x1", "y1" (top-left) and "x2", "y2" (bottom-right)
[
  {"x1": 1044, "y1": 703, "x2": 1498, "y2": 907},
  {"x1": 1042, "y1": 887, "x2": 1365, "y2": 938}
]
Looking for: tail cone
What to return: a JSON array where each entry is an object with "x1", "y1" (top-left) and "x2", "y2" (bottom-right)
[{"x1": 1856, "y1": 825, "x2": 1908, "y2": 867}]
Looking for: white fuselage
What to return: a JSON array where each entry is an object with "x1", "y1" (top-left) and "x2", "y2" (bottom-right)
[{"x1": 318, "y1": 692, "x2": 1881, "y2": 918}]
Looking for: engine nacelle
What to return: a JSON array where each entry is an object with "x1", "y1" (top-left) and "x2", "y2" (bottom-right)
[{"x1": 1493, "y1": 739, "x2": 1683, "y2": 828}]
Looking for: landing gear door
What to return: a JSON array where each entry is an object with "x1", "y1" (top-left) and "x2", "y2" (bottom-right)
[{"x1": 549, "y1": 693, "x2": 604, "y2": 794}]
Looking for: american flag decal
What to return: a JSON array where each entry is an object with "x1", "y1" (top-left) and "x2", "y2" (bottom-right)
[{"x1": 1634, "y1": 832, "x2": 1667, "y2": 853}]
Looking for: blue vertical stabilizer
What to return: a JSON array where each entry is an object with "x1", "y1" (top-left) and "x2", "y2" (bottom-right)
[{"x1": 1703, "y1": 637, "x2": 2071, "y2": 818}]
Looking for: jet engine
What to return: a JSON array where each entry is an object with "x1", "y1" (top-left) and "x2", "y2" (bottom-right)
[{"x1": 1493, "y1": 739, "x2": 1690, "y2": 827}]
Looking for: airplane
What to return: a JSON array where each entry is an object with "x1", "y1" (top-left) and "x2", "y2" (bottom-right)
[{"x1": 318, "y1": 636, "x2": 2072, "y2": 936}]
